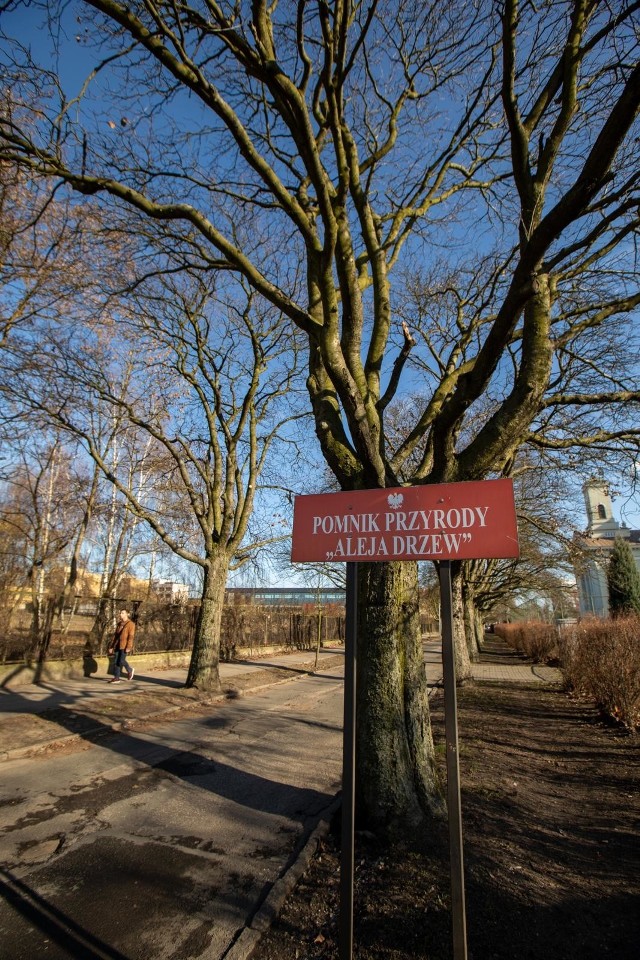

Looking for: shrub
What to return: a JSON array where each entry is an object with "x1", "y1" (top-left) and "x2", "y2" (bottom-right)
[
  {"x1": 560, "y1": 617, "x2": 640, "y2": 731},
  {"x1": 493, "y1": 621, "x2": 559, "y2": 663},
  {"x1": 607, "y1": 538, "x2": 640, "y2": 617}
]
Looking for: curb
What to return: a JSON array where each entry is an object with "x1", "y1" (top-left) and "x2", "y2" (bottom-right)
[{"x1": 221, "y1": 796, "x2": 341, "y2": 960}]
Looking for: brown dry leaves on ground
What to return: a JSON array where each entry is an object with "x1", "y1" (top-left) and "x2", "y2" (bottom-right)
[{"x1": 251, "y1": 652, "x2": 640, "y2": 960}]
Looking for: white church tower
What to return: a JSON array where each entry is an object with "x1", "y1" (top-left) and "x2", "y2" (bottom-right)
[
  {"x1": 583, "y1": 481, "x2": 621, "y2": 539},
  {"x1": 575, "y1": 480, "x2": 640, "y2": 617}
]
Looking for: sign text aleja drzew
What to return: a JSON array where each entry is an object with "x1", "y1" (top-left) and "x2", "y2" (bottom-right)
[{"x1": 291, "y1": 479, "x2": 519, "y2": 563}]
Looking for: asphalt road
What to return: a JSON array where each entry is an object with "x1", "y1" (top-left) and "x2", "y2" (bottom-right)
[{"x1": 0, "y1": 662, "x2": 345, "y2": 960}]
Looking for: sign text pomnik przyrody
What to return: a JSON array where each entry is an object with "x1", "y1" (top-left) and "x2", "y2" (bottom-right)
[{"x1": 291, "y1": 479, "x2": 519, "y2": 563}]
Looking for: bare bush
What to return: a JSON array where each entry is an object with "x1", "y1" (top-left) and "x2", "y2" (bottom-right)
[
  {"x1": 560, "y1": 618, "x2": 640, "y2": 732},
  {"x1": 493, "y1": 621, "x2": 560, "y2": 663}
]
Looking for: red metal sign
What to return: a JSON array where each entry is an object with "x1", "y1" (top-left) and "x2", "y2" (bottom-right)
[{"x1": 291, "y1": 479, "x2": 519, "y2": 563}]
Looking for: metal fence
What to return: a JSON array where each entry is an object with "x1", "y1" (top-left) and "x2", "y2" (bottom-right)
[{"x1": 0, "y1": 595, "x2": 346, "y2": 665}]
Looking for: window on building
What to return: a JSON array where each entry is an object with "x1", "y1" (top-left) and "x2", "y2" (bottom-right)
[{"x1": 597, "y1": 504, "x2": 607, "y2": 519}]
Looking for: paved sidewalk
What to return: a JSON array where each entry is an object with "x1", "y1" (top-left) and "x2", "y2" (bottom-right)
[
  {"x1": 471, "y1": 660, "x2": 561, "y2": 684},
  {"x1": 0, "y1": 637, "x2": 563, "y2": 960},
  {"x1": 470, "y1": 635, "x2": 563, "y2": 686},
  {"x1": 0, "y1": 638, "x2": 561, "y2": 763},
  {"x1": 0, "y1": 648, "x2": 346, "y2": 763}
]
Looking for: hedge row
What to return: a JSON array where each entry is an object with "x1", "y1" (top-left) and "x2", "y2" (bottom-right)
[
  {"x1": 494, "y1": 618, "x2": 640, "y2": 731},
  {"x1": 493, "y1": 621, "x2": 559, "y2": 664},
  {"x1": 559, "y1": 617, "x2": 640, "y2": 732}
]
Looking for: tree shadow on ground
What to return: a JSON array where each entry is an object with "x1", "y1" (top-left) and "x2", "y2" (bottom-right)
[{"x1": 0, "y1": 868, "x2": 129, "y2": 960}]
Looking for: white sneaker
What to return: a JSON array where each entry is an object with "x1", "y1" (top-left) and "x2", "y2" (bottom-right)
[{"x1": 127, "y1": 667, "x2": 135, "y2": 681}]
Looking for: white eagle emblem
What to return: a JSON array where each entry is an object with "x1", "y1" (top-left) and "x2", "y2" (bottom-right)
[{"x1": 387, "y1": 492, "x2": 404, "y2": 509}]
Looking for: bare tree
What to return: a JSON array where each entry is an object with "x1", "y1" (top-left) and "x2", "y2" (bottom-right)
[
  {"x1": 454, "y1": 451, "x2": 582, "y2": 652},
  {"x1": 83, "y1": 416, "x2": 164, "y2": 650},
  {"x1": 0, "y1": 156, "x2": 107, "y2": 347},
  {"x1": 4, "y1": 266, "x2": 304, "y2": 689},
  {"x1": 0, "y1": 431, "x2": 88, "y2": 643},
  {"x1": 1, "y1": 0, "x2": 639, "y2": 829}
]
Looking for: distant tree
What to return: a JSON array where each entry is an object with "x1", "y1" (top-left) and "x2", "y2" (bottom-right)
[
  {"x1": 607, "y1": 538, "x2": 640, "y2": 617},
  {"x1": 0, "y1": 160, "x2": 104, "y2": 347},
  {"x1": 4, "y1": 268, "x2": 303, "y2": 689},
  {"x1": 0, "y1": 432, "x2": 87, "y2": 643},
  {"x1": 460, "y1": 454, "x2": 581, "y2": 652}
]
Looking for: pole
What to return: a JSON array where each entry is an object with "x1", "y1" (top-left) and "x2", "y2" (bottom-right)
[
  {"x1": 339, "y1": 561, "x2": 357, "y2": 960},
  {"x1": 438, "y1": 560, "x2": 468, "y2": 960}
]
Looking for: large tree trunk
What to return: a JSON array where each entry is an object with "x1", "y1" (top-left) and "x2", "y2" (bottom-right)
[
  {"x1": 473, "y1": 603, "x2": 486, "y2": 655},
  {"x1": 450, "y1": 563, "x2": 473, "y2": 682},
  {"x1": 186, "y1": 554, "x2": 229, "y2": 691},
  {"x1": 356, "y1": 560, "x2": 444, "y2": 834},
  {"x1": 463, "y1": 587, "x2": 481, "y2": 661}
]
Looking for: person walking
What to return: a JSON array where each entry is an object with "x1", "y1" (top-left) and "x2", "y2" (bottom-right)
[{"x1": 108, "y1": 609, "x2": 136, "y2": 684}]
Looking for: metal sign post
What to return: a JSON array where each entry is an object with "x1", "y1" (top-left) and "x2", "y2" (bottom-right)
[
  {"x1": 339, "y1": 562, "x2": 357, "y2": 960},
  {"x1": 439, "y1": 560, "x2": 468, "y2": 960},
  {"x1": 290, "y1": 480, "x2": 519, "y2": 960}
]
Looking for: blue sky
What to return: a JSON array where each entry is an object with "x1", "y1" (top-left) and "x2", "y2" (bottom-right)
[{"x1": 2, "y1": 1, "x2": 640, "y2": 560}]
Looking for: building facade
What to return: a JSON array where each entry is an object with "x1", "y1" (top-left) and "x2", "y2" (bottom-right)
[
  {"x1": 574, "y1": 481, "x2": 640, "y2": 617},
  {"x1": 152, "y1": 581, "x2": 191, "y2": 603},
  {"x1": 225, "y1": 586, "x2": 346, "y2": 607}
]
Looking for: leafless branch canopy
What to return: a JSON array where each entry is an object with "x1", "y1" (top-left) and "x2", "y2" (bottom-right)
[{"x1": 0, "y1": 0, "x2": 638, "y2": 492}]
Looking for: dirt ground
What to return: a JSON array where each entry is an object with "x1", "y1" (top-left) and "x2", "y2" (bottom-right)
[{"x1": 251, "y1": 653, "x2": 640, "y2": 959}]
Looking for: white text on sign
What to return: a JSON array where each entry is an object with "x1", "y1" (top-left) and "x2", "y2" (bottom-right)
[{"x1": 291, "y1": 480, "x2": 520, "y2": 563}]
